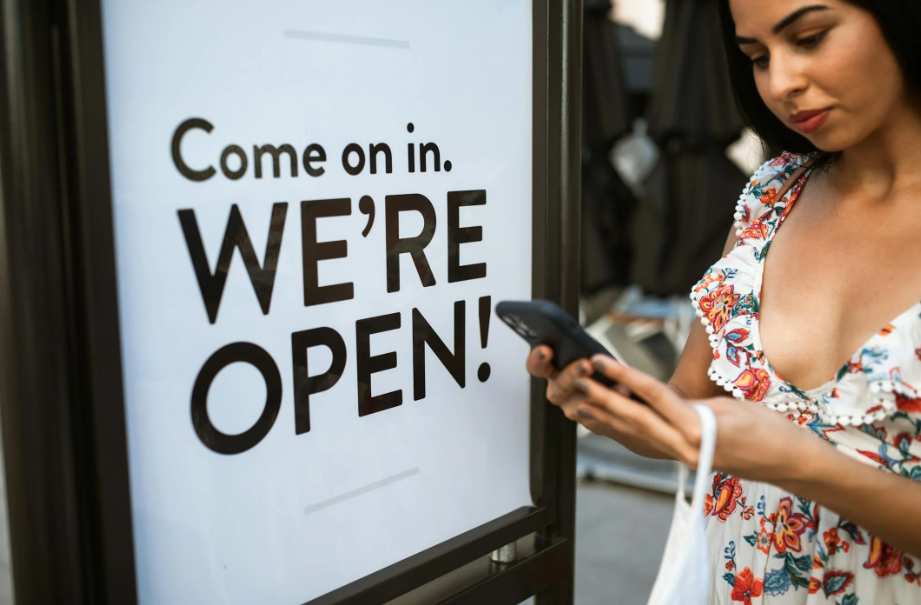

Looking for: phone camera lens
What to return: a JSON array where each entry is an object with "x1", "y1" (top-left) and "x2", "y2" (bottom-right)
[{"x1": 515, "y1": 320, "x2": 537, "y2": 337}]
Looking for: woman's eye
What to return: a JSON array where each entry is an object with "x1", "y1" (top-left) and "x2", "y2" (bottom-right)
[
  {"x1": 797, "y1": 31, "x2": 826, "y2": 48},
  {"x1": 751, "y1": 55, "x2": 770, "y2": 70}
]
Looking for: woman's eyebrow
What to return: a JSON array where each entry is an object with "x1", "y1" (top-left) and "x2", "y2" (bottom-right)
[{"x1": 734, "y1": 5, "x2": 830, "y2": 45}]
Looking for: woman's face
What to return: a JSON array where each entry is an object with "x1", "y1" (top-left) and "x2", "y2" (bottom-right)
[{"x1": 729, "y1": 0, "x2": 907, "y2": 152}]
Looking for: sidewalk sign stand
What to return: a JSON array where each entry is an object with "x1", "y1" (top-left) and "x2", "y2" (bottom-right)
[{"x1": 0, "y1": 1, "x2": 583, "y2": 603}]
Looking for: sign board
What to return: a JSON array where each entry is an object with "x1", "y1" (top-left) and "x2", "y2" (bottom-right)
[
  {"x1": 0, "y1": 0, "x2": 581, "y2": 604},
  {"x1": 103, "y1": 1, "x2": 532, "y2": 602}
]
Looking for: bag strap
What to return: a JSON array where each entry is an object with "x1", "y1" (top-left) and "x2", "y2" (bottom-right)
[
  {"x1": 689, "y1": 405, "x2": 717, "y2": 512},
  {"x1": 675, "y1": 405, "x2": 718, "y2": 510}
]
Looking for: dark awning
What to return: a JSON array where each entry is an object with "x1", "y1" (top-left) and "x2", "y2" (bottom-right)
[{"x1": 645, "y1": 0, "x2": 744, "y2": 147}]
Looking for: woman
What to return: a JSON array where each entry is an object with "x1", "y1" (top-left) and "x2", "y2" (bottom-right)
[{"x1": 527, "y1": 0, "x2": 921, "y2": 602}]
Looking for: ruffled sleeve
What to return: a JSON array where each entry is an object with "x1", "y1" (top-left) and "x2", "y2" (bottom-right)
[{"x1": 732, "y1": 152, "x2": 809, "y2": 236}]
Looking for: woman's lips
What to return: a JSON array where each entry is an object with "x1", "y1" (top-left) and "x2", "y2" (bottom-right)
[{"x1": 791, "y1": 108, "x2": 831, "y2": 134}]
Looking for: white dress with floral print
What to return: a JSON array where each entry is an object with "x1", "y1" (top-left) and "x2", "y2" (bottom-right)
[{"x1": 691, "y1": 153, "x2": 921, "y2": 605}]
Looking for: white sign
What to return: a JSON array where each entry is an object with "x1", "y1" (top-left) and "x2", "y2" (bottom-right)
[{"x1": 101, "y1": 1, "x2": 534, "y2": 604}]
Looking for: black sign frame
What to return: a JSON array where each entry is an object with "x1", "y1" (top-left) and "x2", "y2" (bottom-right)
[{"x1": 0, "y1": 0, "x2": 583, "y2": 603}]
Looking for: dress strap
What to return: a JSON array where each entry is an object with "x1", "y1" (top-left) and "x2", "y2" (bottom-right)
[{"x1": 775, "y1": 157, "x2": 817, "y2": 200}]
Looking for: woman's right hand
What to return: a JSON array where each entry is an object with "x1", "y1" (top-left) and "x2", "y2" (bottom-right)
[{"x1": 525, "y1": 345, "x2": 672, "y2": 459}]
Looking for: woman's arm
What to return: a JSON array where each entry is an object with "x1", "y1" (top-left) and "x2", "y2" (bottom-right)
[
  {"x1": 779, "y1": 436, "x2": 921, "y2": 557},
  {"x1": 576, "y1": 357, "x2": 921, "y2": 558}
]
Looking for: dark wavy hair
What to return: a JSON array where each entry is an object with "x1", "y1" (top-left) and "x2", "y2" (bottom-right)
[{"x1": 717, "y1": 0, "x2": 921, "y2": 167}]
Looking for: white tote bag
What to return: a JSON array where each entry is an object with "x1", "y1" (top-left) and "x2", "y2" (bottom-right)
[{"x1": 646, "y1": 404, "x2": 718, "y2": 605}]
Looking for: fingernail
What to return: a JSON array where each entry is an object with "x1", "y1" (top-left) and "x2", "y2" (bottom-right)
[
  {"x1": 536, "y1": 349, "x2": 545, "y2": 361},
  {"x1": 578, "y1": 407, "x2": 595, "y2": 420},
  {"x1": 576, "y1": 362, "x2": 590, "y2": 376},
  {"x1": 573, "y1": 379, "x2": 589, "y2": 394},
  {"x1": 592, "y1": 359, "x2": 617, "y2": 372}
]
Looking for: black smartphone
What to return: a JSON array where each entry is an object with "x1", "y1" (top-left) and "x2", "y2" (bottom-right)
[{"x1": 496, "y1": 299, "x2": 618, "y2": 388}]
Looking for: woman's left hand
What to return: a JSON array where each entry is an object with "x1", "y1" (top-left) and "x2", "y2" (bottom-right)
[{"x1": 575, "y1": 355, "x2": 821, "y2": 484}]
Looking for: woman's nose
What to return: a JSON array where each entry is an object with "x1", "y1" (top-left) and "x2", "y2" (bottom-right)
[{"x1": 766, "y1": 53, "x2": 808, "y2": 104}]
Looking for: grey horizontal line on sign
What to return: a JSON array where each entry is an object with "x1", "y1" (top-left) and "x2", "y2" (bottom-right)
[
  {"x1": 284, "y1": 29, "x2": 410, "y2": 49},
  {"x1": 304, "y1": 467, "x2": 420, "y2": 516}
]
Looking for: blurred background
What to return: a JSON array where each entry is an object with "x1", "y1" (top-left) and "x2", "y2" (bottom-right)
[{"x1": 573, "y1": 0, "x2": 769, "y2": 602}]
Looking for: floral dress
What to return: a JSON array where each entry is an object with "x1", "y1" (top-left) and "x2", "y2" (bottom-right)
[{"x1": 691, "y1": 152, "x2": 921, "y2": 604}]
